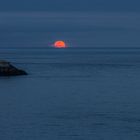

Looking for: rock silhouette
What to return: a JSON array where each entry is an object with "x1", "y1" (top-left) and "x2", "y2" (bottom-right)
[{"x1": 0, "y1": 60, "x2": 27, "y2": 76}]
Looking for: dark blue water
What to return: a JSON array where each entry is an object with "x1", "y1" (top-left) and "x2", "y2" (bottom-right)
[
  {"x1": 0, "y1": 47, "x2": 140, "y2": 140},
  {"x1": 0, "y1": 11, "x2": 140, "y2": 139}
]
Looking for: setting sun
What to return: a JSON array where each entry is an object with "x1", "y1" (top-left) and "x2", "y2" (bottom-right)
[{"x1": 54, "y1": 41, "x2": 67, "y2": 48}]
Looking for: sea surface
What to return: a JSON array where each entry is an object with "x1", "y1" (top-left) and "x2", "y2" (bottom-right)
[
  {"x1": 0, "y1": 47, "x2": 140, "y2": 140},
  {"x1": 0, "y1": 12, "x2": 140, "y2": 140}
]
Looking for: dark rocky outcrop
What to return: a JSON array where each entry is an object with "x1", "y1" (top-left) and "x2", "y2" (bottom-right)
[{"x1": 0, "y1": 60, "x2": 27, "y2": 76}]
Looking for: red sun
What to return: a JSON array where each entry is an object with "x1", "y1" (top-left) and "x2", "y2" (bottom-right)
[{"x1": 54, "y1": 41, "x2": 67, "y2": 48}]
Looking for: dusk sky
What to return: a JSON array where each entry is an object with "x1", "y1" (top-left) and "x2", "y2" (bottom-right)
[
  {"x1": 0, "y1": 0, "x2": 140, "y2": 12},
  {"x1": 0, "y1": 0, "x2": 140, "y2": 48}
]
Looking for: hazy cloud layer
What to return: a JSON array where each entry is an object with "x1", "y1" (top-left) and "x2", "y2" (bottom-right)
[{"x1": 0, "y1": 12, "x2": 140, "y2": 48}]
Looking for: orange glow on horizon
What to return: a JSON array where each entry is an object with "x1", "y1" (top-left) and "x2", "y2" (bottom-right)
[{"x1": 54, "y1": 41, "x2": 67, "y2": 48}]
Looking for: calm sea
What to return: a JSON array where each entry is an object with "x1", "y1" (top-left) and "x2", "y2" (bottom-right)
[
  {"x1": 0, "y1": 12, "x2": 140, "y2": 140},
  {"x1": 0, "y1": 47, "x2": 140, "y2": 140}
]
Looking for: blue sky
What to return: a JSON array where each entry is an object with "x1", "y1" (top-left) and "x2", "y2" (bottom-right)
[{"x1": 0, "y1": 0, "x2": 140, "y2": 12}]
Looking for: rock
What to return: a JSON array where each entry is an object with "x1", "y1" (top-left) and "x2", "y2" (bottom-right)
[{"x1": 0, "y1": 60, "x2": 27, "y2": 76}]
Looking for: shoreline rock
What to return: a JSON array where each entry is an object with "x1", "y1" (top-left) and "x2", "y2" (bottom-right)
[{"x1": 0, "y1": 60, "x2": 27, "y2": 76}]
